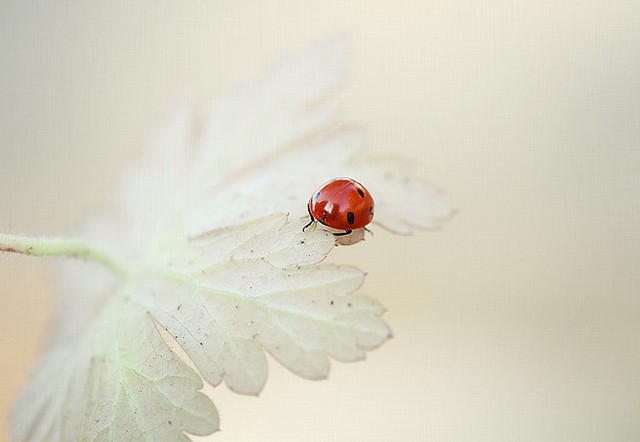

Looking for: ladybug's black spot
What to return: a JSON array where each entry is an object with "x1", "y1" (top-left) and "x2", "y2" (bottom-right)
[
  {"x1": 357, "y1": 188, "x2": 365, "y2": 198},
  {"x1": 347, "y1": 211, "x2": 355, "y2": 225},
  {"x1": 369, "y1": 206, "x2": 373, "y2": 215}
]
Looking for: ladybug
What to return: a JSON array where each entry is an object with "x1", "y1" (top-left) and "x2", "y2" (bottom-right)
[{"x1": 303, "y1": 177, "x2": 374, "y2": 236}]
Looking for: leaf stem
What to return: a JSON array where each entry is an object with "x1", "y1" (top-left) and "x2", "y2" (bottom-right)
[{"x1": 0, "y1": 232, "x2": 132, "y2": 277}]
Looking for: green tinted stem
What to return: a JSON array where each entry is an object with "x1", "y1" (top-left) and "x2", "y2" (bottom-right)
[{"x1": 0, "y1": 233, "x2": 132, "y2": 277}]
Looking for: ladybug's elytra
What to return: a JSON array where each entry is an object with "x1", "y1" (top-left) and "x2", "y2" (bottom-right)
[{"x1": 303, "y1": 177, "x2": 374, "y2": 236}]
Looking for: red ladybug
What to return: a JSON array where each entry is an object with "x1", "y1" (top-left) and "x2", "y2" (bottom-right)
[{"x1": 303, "y1": 177, "x2": 375, "y2": 236}]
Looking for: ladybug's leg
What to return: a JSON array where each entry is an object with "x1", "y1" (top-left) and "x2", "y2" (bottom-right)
[
  {"x1": 302, "y1": 204, "x2": 316, "y2": 232},
  {"x1": 302, "y1": 218, "x2": 315, "y2": 232},
  {"x1": 363, "y1": 226, "x2": 374, "y2": 235},
  {"x1": 333, "y1": 229, "x2": 352, "y2": 236}
]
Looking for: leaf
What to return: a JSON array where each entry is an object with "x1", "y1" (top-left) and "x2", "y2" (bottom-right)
[
  {"x1": 147, "y1": 215, "x2": 388, "y2": 395},
  {"x1": 11, "y1": 280, "x2": 218, "y2": 442},
  {"x1": 10, "y1": 35, "x2": 453, "y2": 441}
]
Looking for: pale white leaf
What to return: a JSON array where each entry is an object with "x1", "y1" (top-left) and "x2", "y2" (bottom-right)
[
  {"x1": 146, "y1": 215, "x2": 387, "y2": 395},
  {"x1": 11, "y1": 283, "x2": 218, "y2": 442},
  {"x1": 11, "y1": 35, "x2": 452, "y2": 441}
]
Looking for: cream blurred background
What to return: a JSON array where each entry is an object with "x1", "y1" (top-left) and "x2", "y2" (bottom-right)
[{"x1": 1, "y1": 1, "x2": 639, "y2": 441}]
